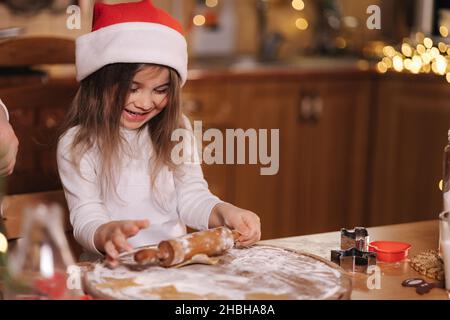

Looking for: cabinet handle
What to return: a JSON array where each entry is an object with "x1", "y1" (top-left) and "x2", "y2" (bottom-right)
[
  {"x1": 183, "y1": 99, "x2": 203, "y2": 113},
  {"x1": 298, "y1": 96, "x2": 313, "y2": 123},
  {"x1": 45, "y1": 115, "x2": 57, "y2": 129}
]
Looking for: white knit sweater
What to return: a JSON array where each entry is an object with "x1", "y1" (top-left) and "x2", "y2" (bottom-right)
[{"x1": 57, "y1": 123, "x2": 223, "y2": 255}]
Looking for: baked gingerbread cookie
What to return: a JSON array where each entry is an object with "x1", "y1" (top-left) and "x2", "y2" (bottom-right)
[{"x1": 410, "y1": 250, "x2": 445, "y2": 281}]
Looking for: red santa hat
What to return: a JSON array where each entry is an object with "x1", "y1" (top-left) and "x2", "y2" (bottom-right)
[{"x1": 75, "y1": 0, "x2": 188, "y2": 85}]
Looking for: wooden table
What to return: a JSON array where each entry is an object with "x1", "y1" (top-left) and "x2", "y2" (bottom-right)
[{"x1": 261, "y1": 220, "x2": 449, "y2": 300}]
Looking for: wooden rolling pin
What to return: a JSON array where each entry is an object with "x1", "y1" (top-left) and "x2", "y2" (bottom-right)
[{"x1": 134, "y1": 227, "x2": 240, "y2": 267}]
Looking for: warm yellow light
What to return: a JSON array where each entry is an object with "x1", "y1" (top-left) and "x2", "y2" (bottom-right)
[
  {"x1": 0, "y1": 233, "x2": 7, "y2": 253},
  {"x1": 343, "y1": 16, "x2": 358, "y2": 28},
  {"x1": 416, "y1": 44, "x2": 426, "y2": 55},
  {"x1": 440, "y1": 26, "x2": 449, "y2": 38},
  {"x1": 439, "y1": 42, "x2": 448, "y2": 53},
  {"x1": 382, "y1": 57, "x2": 392, "y2": 68},
  {"x1": 404, "y1": 58, "x2": 412, "y2": 70},
  {"x1": 432, "y1": 61, "x2": 438, "y2": 73},
  {"x1": 446, "y1": 73, "x2": 450, "y2": 83},
  {"x1": 430, "y1": 47, "x2": 440, "y2": 58},
  {"x1": 193, "y1": 14, "x2": 206, "y2": 26},
  {"x1": 295, "y1": 18, "x2": 309, "y2": 30},
  {"x1": 393, "y1": 56, "x2": 404, "y2": 72},
  {"x1": 435, "y1": 55, "x2": 448, "y2": 75},
  {"x1": 440, "y1": 179, "x2": 444, "y2": 191},
  {"x1": 335, "y1": 37, "x2": 347, "y2": 49},
  {"x1": 291, "y1": 0, "x2": 305, "y2": 11},
  {"x1": 377, "y1": 62, "x2": 388, "y2": 73},
  {"x1": 421, "y1": 52, "x2": 432, "y2": 64},
  {"x1": 423, "y1": 63, "x2": 431, "y2": 73},
  {"x1": 411, "y1": 55, "x2": 423, "y2": 74},
  {"x1": 401, "y1": 43, "x2": 413, "y2": 57},
  {"x1": 205, "y1": 0, "x2": 218, "y2": 7},
  {"x1": 383, "y1": 46, "x2": 396, "y2": 57},
  {"x1": 424, "y1": 37, "x2": 433, "y2": 49}
]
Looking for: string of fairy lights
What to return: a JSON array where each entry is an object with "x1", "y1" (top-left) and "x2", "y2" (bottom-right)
[
  {"x1": 192, "y1": 0, "x2": 309, "y2": 31},
  {"x1": 292, "y1": 0, "x2": 309, "y2": 31},
  {"x1": 377, "y1": 27, "x2": 450, "y2": 83},
  {"x1": 191, "y1": 1, "x2": 450, "y2": 83}
]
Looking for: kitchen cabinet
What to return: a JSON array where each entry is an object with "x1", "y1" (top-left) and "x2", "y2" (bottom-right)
[
  {"x1": 232, "y1": 80, "x2": 293, "y2": 240},
  {"x1": 1, "y1": 78, "x2": 78, "y2": 194},
  {"x1": 181, "y1": 79, "x2": 236, "y2": 205},
  {"x1": 233, "y1": 77, "x2": 372, "y2": 239},
  {"x1": 369, "y1": 74, "x2": 450, "y2": 227},
  {"x1": 182, "y1": 71, "x2": 372, "y2": 240},
  {"x1": 3, "y1": 64, "x2": 444, "y2": 240},
  {"x1": 284, "y1": 79, "x2": 372, "y2": 236},
  {"x1": 0, "y1": 36, "x2": 77, "y2": 194}
]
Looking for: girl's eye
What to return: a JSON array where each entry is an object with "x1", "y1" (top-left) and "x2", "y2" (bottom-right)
[
  {"x1": 130, "y1": 87, "x2": 139, "y2": 93},
  {"x1": 155, "y1": 87, "x2": 168, "y2": 94}
]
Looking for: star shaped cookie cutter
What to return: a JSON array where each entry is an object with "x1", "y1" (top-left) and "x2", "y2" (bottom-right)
[{"x1": 331, "y1": 247, "x2": 377, "y2": 273}]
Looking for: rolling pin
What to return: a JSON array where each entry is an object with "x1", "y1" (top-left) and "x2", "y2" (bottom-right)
[{"x1": 134, "y1": 227, "x2": 240, "y2": 267}]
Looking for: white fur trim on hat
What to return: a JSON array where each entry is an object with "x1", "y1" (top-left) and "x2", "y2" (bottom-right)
[{"x1": 76, "y1": 22, "x2": 188, "y2": 85}]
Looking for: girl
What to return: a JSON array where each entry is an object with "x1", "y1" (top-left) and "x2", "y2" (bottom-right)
[{"x1": 57, "y1": 0, "x2": 261, "y2": 266}]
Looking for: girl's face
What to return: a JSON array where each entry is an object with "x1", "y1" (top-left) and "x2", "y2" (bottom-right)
[{"x1": 121, "y1": 66, "x2": 170, "y2": 130}]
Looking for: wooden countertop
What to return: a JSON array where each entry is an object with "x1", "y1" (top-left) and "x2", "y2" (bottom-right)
[
  {"x1": 261, "y1": 220, "x2": 449, "y2": 300},
  {"x1": 12, "y1": 60, "x2": 446, "y2": 85},
  {"x1": 36, "y1": 62, "x2": 372, "y2": 82}
]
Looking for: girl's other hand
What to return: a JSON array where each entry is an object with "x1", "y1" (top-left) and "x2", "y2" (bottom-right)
[
  {"x1": 94, "y1": 219, "x2": 150, "y2": 267},
  {"x1": 209, "y1": 203, "x2": 261, "y2": 247}
]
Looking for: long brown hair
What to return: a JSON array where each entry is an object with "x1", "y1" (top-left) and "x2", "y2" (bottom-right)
[{"x1": 60, "y1": 63, "x2": 184, "y2": 199}]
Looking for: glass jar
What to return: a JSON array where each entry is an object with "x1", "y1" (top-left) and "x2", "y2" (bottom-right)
[
  {"x1": 439, "y1": 211, "x2": 450, "y2": 293},
  {"x1": 3, "y1": 204, "x2": 83, "y2": 299},
  {"x1": 443, "y1": 130, "x2": 450, "y2": 210}
]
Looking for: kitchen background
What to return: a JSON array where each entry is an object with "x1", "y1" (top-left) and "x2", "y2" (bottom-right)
[{"x1": 1, "y1": 0, "x2": 450, "y2": 242}]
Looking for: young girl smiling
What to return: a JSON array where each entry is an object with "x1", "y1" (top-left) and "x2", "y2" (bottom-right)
[{"x1": 57, "y1": 0, "x2": 260, "y2": 266}]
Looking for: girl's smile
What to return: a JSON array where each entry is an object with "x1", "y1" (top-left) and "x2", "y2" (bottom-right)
[{"x1": 122, "y1": 108, "x2": 153, "y2": 122}]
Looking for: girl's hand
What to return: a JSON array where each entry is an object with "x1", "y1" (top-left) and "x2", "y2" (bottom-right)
[
  {"x1": 209, "y1": 203, "x2": 261, "y2": 247},
  {"x1": 94, "y1": 219, "x2": 150, "y2": 267}
]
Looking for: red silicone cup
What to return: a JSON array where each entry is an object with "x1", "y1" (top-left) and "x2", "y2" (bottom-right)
[{"x1": 368, "y1": 241, "x2": 412, "y2": 262}]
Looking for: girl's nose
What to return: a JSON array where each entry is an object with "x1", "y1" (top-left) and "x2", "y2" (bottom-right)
[{"x1": 134, "y1": 92, "x2": 154, "y2": 110}]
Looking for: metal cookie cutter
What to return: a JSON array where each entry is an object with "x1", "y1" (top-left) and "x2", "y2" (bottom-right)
[
  {"x1": 331, "y1": 248, "x2": 377, "y2": 273},
  {"x1": 341, "y1": 227, "x2": 369, "y2": 252}
]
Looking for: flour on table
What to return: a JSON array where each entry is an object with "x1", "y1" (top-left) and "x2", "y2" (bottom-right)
[{"x1": 85, "y1": 245, "x2": 350, "y2": 300}]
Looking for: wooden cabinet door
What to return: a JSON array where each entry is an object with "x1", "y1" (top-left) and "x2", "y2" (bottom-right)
[
  {"x1": 289, "y1": 79, "x2": 372, "y2": 235},
  {"x1": 233, "y1": 80, "x2": 299, "y2": 240},
  {"x1": 233, "y1": 78, "x2": 371, "y2": 239},
  {"x1": 369, "y1": 76, "x2": 450, "y2": 227},
  {"x1": 181, "y1": 80, "x2": 236, "y2": 204}
]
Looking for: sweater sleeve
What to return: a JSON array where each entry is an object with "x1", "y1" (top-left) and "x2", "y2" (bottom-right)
[
  {"x1": 57, "y1": 129, "x2": 110, "y2": 255},
  {"x1": 173, "y1": 116, "x2": 224, "y2": 230},
  {"x1": 0, "y1": 99, "x2": 9, "y2": 121}
]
